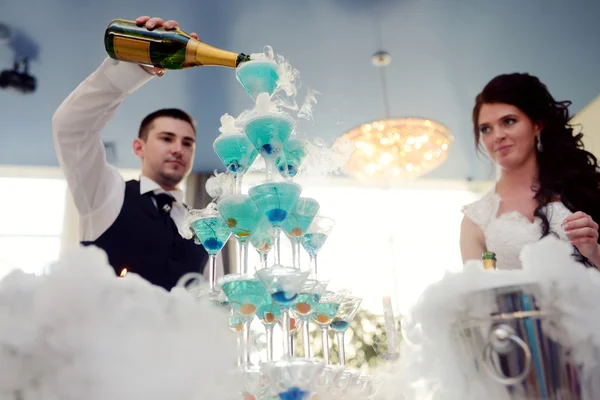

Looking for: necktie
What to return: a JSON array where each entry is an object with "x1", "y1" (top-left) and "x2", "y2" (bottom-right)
[{"x1": 153, "y1": 193, "x2": 175, "y2": 217}]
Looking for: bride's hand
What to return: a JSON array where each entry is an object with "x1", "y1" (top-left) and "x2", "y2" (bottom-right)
[{"x1": 563, "y1": 211, "x2": 600, "y2": 265}]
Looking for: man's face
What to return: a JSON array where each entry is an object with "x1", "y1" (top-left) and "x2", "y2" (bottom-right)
[{"x1": 133, "y1": 117, "x2": 196, "y2": 190}]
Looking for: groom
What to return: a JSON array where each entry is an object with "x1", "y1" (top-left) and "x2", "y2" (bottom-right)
[{"x1": 52, "y1": 16, "x2": 210, "y2": 290}]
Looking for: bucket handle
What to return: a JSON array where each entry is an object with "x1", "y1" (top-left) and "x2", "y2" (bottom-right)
[{"x1": 482, "y1": 324, "x2": 532, "y2": 386}]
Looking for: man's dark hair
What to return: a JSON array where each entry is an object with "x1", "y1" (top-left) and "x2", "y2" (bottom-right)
[{"x1": 138, "y1": 108, "x2": 196, "y2": 141}]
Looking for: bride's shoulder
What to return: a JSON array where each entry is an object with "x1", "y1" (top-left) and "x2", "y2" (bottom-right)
[{"x1": 461, "y1": 190, "x2": 499, "y2": 230}]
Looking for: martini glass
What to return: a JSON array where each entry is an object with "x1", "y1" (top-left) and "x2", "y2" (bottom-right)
[
  {"x1": 292, "y1": 279, "x2": 328, "y2": 359},
  {"x1": 219, "y1": 274, "x2": 268, "y2": 366},
  {"x1": 331, "y1": 370, "x2": 356, "y2": 399},
  {"x1": 242, "y1": 365, "x2": 276, "y2": 400},
  {"x1": 300, "y1": 216, "x2": 335, "y2": 279},
  {"x1": 275, "y1": 138, "x2": 310, "y2": 180},
  {"x1": 255, "y1": 266, "x2": 311, "y2": 358},
  {"x1": 249, "y1": 218, "x2": 275, "y2": 269},
  {"x1": 236, "y1": 59, "x2": 279, "y2": 102},
  {"x1": 256, "y1": 292, "x2": 281, "y2": 362},
  {"x1": 228, "y1": 309, "x2": 244, "y2": 367},
  {"x1": 249, "y1": 181, "x2": 302, "y2": 265},
  {"x1": 346, "y1": 374, "x2": 380, "y2": 399},
  {"x1": 330, "y1": 296, "x2": 362, "y2": 366},
  {"x1": 213, "y1": 133, "x2": 258, "y2": 194},
  {"x1": 216, "y1": 194, "x2": 263, "y2": 275},
  {"x1": 187, "y1": 207, "x2": 232, "y2": 294},
  {"x1": 244, "y1": 113, "x2": 296, "y2": 180},
  {"x1": 311, "y1": 290, "x2": 346, "y2": 364},
  {"x1": 314, "y1": 365, "x2": 345, "y2": 400},
  {"x1": 281, "y1": 198, "x2": 320, "y2": 269},
  {"x1": 261, "y1": 358, "x2": 325, "y2": 400},
  {"x1": 278, "y1": 311, "x2": 302, "y2": 358}
]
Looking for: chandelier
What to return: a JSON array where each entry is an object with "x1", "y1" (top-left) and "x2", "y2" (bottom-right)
[{"x1": 336, "y1": 51, "x2": 454, "y2": 180}]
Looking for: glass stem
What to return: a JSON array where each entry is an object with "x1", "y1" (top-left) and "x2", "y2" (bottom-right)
[
  {"x1": 291, "y1": 238, "x2": 301, "y2": 269},
  {"x1": 309, "y1": 255, "x2": 318, "y2": 279},
  {"x1": 336, "y1": 332, "x2": 346, "y2": 366},
  {"x1": 239, "y1": 241, "x2": 249, "y2": 275},
  {"x1": 321, "y1": 326, "x2": 330, "y2": 364},
  {"x1": 265, "y1": 159, "x2": 274, "y2": 181},
  {"x1": 243, "y1": 320, "x2": 251, "y2": 366},
  {"x1": 208, "y1": 254, "x2": 217, "y2": 290},
  {"x1": 260, "y1": 251, "x2": 269, "y2": 269},
  {"x1": 265, "y1": 325, "x2": 274, "y2": 362},
  {"x1": 236, "y1": 333, "x2": 242, "y2": 367},
  {"x1": 273, "y1": 228, "x2": 282, "y2": 265},
  {"x1": 289, "y1": 331, "x2": 295, "y2": 357},
  {"x1": 281, "y1": 308, "x2": 291, "y2": 357},
  {"x1": 302, "y1": 317, "x2": 311, "y2": 358},
  {"x1": 234, "y1": 174, "x2": 243, "y2": 195}
]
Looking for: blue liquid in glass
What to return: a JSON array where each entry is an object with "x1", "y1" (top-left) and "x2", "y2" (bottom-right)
[
  {"x1": 278, "y1": 387, "x2": 309, "y2": 400},
  {"x1": 300, "y1": 232, "x2": 329, "y2": 257},
  {"x1": 276, "y1": 138, "x2": 309, "y2": 179},
  {"x1": 221, "y1": 279, "x2": 267, "y2": 316},
  {"x1": 244, "y1": 114, "x2": 294, "y2": 164},
  {"x1": 236, "y1": 60, "x2": 279, "y2": 101},
  {"x1": 190, "y1": 216, "x2": 231, "y2": 255},
  {"x1": 250, "y1": 218, "x2": 274, "y2": 254},
  {"x1": 311, "y1": 302, "x2": 340, "y2": 327},
  {"x1": 256, "y1": 296, "x2": 281, "y2": 327},
  {"x1": 217, "y1": 195, "x2": 263, "y2": 244},
  {"x1": 249, "y1": 182, "x2": 301, "y2": 228},
  {"x1": 330, "y1": 318, "x2": 350, "y2": 332},
  {"x1": 272, "y1": 290, "x2": 298, "y2": 306},
  {"x1": 294, "y1": 293, "x2": 321, "y2": 317},
  {"x1": 228, "y1": 313, "x2": 244, "y2": 333},
  {"x1": 213, "y1": 134, "x2": 258, "y2": 177},
  {"x1": 282, "y1": 198, "x2": 320, "y2": 238}
]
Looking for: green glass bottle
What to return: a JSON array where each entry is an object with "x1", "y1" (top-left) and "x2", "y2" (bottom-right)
[
  {"x1": 481, "y1": 251, "x2": 497, "y2": 270},
  {"x1": 104, "y1": 19, "x2": 251, "y2": 69}
]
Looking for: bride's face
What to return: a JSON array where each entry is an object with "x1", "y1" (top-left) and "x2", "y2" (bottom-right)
[{"x1": 476, "y1": 103, "x2": 541, "y2": 170}]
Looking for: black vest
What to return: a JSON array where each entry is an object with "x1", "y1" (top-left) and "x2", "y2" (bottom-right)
[{"x1": 82, "y1": 180, "x2": 209, "y2": 291}]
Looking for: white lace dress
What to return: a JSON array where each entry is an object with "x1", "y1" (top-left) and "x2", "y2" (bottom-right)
[{"x1": 462, "y1": 191, "x2": 573, "y2": 269}]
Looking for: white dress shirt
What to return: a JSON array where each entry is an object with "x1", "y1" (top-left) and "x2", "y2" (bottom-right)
[{"x1": 52, "y1": 57, "x2": 221, "y2": 280}]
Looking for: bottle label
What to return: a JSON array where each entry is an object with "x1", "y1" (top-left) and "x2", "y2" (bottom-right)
[{"x1": 113, "y1": 36, "x2": 152, "y2": 65}]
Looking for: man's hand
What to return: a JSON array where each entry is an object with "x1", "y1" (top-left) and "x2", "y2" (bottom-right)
[{"x1": 134, "y1": 16, "x2": 200, "y2": 77}]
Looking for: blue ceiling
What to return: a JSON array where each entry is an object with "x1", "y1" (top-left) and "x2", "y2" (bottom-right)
[{"x1": 1, "y1": 0, "x2": 599, "y2": 181}]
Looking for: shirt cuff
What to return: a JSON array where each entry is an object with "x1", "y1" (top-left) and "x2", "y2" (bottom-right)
[{"x1": 101, "y1": 57, "x2": 154, "y2": 94}]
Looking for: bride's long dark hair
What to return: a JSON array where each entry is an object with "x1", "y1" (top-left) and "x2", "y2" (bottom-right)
[{"x1": 472, "y1": 73, "x2": 600, "y2": 251}]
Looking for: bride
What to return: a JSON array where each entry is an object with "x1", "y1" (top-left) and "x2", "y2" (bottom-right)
[{"x1": 460, "y1": 72, "x2": 600, "y2": 270}]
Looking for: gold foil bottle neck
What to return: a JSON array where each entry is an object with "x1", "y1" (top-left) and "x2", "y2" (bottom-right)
[
  {"x1": 482, "y1": 251, "x2": 497, "y2": 270},
  {"x1": 185, "y1": 39, "x2": 240, "y2": 68}
]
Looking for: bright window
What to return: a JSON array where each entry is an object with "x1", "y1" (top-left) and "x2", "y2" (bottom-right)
[
  {"x1": 0, "y1": 167, "x2": 155, "y2": 278},
  {"x1": 0, "y1": 177, "x2": 67, "y2": 276}
]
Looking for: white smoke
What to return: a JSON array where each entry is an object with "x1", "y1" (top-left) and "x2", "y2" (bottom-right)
[
  {"x1": 204, "y1": 171, "x2": 235, "y2": 201},
  {"x1": 218, "y1": 113, "x2": 241, "y2": 136},
  {"x1": 297, "y1": 88, "x2": 320, "y2": 123},
  {"x1": 297, "y1": 137, "x2": 354, "y2": 178},
  {"x1": 0, "y1": 246, "x2": 240, "y2": 400},
  {"x1": 244, "y1": 46, "x2": 321, "y2": 125},
  {"x1": 373, "y1": 236, "x2": 600, "y2": 399}
]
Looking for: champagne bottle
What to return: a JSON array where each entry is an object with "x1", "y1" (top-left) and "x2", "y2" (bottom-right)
[
  {"x1": 481, "y1": 251, "x2": 497, "y2": 270},
  {"x1": 104, "y1": 19, "x2": 251, "y2": 69}
]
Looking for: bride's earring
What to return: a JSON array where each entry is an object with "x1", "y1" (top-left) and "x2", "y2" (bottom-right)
[{"x1": 536, "y1": 133, "x2": 543, "y2": 152}]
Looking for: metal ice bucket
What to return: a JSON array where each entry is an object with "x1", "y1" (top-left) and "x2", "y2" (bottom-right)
[{"x1": 452, "y1": 283, "x2": 591, "y2": 400}]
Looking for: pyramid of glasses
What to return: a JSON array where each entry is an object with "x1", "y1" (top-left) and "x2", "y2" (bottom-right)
[{"x1": 179, "y1": 59, "x2": 379, "y2": 399}]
